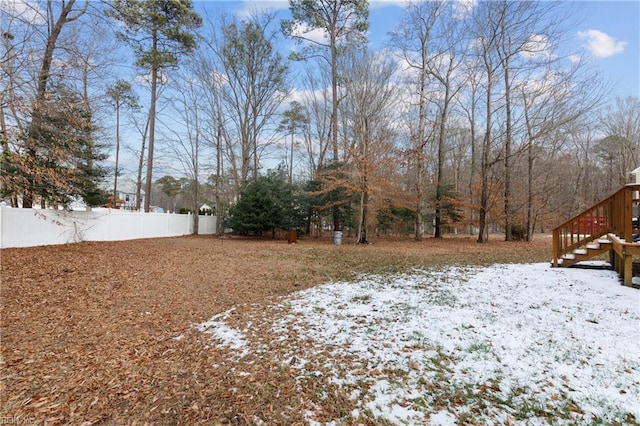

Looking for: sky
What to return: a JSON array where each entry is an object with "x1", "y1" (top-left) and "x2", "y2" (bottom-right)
[
  {"x1": 8, "y1": 0, "x2": 636, "y2": 186},
  {"x1": 195, "y1": 0, "x2": 639, "y2": 101},
  {"x1": 55, "y1": 0, "x2": 640, "y2": 185},
  {"x1": 196, "y1": 261, "x2": 640, "y2": 424},
  {"x1": 569, "y1": 1, "x2": 639, "y2": 99}
]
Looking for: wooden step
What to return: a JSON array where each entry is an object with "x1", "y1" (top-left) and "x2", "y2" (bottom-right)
[{"x1": 555, "y1": 239, "x2": 613, "y2": 268}]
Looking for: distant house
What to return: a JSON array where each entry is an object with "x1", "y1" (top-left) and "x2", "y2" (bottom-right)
[{"x1": 113, "y1": 180, "x2": 144, "y2": 210}]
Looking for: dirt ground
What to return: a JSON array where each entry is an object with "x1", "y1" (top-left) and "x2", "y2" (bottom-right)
[{"x1": 1, "y1": 234, "x2": 551, "y2": 424}]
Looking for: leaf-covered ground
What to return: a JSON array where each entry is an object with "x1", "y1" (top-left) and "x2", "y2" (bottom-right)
[{"x1": 0, "y1": 233, "x2": 589, "y2": 424}]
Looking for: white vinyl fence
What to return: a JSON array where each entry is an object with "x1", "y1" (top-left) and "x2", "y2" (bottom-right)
[{"x1": 0, "y1": 207, "x2": 216, "y2": 248}]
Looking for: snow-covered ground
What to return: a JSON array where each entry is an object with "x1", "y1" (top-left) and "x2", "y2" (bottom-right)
[{"x1": 198, "y1": 263, "x2": 640, "y2": 425}]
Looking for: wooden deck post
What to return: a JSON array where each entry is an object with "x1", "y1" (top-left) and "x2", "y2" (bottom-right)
[
  {"x1": 552, "y1": 230, "x2": 559, "y2": 267},
  {"x1": 624, "y1": 186, "x2": 634, "y2": 243},
  {"x1": 623, "y1": 185, "x2": 637, "y2": 287},
  {"x1": 623, "y1": 254, "x2": 634, "y2": 287}
]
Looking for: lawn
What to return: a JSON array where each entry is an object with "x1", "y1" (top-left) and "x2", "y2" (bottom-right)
[{"x1": 1, "y1": 234, "x2": 638, "y2": 424}]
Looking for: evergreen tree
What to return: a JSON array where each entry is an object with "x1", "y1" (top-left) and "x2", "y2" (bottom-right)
[
  {"x1": 14, "y1": 0, "x2": 90, "y2": 208},
  {"x1": 6, "y1": 83, "x2": 107, "y2": 208},
  {"x1": 106, "y1": 0, "x2": 201, "y2": 212},
  {"x1": 106, "y1": 79, "x2": 139, "y2": 208},
  {"x1": 228, "y1": 171, "x2": 298, "y2": 237}
]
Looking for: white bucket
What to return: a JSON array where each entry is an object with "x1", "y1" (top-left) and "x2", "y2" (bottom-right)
[
  {"x1": 333, "y1": 231, "x2": 343, "y2": 245},
  {"x1": 333, "y1": 231, "x2": 342, "y2": 246}
]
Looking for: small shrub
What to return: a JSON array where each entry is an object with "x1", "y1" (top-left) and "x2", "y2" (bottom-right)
[{"x1": 511, "y1": 224, "x2": 528, "y2": 241}]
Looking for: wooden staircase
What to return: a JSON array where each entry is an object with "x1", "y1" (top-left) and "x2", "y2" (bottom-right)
[
  {"x1": 552, "y1": 184, "x2": 640, "y2": 286},
  {"x1": 557, "y1": 237, "x2": 612, "y2": 267}
]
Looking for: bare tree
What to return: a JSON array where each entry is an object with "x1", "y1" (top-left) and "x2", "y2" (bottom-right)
[
  {"x1": 490, "y1": 0, "x2": 562, "y2": 240},
  {"x1": 457, "y1": 62, "x2": 482, "y2": 234},
  {"x1": 468, "y1": 1, "x2": 504, "y2": 242},
  {"x1": 191, "y1": 51, "x2": 228, "y2": 234},
  {"x1": 203, "y1": 12, "x2": 289, "y2": 190},
  {"x1": 341, "y1": 48, "x2": 398, "y2": 244},
  {"x1": 424, "y1": 4, "x2": 465, "y2": 238},
  {"x1": 598, "y1": 96, "x2": 640, "y2": 184},
  {"x1": 133, "y1": 113, "x2": 150, "y2": 211},
  {"x1": 199, "y1": 58, "x2": 231, "y2": 234},
  {"x1": 161, "y1": 67, "x2": 209, "y2": 233},
  {"x1": 520, "y1": 58, "x2": 605, "y2": 239},
  {"x1": 299, "y1": 65, "x2": 332, "y2": 175},
  {"x1": 390, "y1": 0, "x2": 441, "y2": 240}
]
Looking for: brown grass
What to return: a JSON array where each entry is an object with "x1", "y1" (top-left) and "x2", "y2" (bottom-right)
[{"x1": 1, "y1": 234, "x2": 551, "y2": 424}]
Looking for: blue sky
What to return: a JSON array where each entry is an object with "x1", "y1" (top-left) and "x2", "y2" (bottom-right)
[
  {"x1": 196, "y1": 0, "x2": 639, "y2": 101},
  {"x1": 567, "y1": 1, "x2": 639, "y2": 99}
]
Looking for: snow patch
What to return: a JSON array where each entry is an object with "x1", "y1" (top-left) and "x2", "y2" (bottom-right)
[
  {"x1": 274, "y1": 264, "x2": 640, "y2": 423},
  {"x1": 197, "y1": 308, "x2": 250, "y2": 358},
  {"x1": 197, "y1": 263, "x2": 640, "y2": 424}
]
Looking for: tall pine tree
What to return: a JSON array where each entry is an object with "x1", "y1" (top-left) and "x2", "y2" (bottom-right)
[
  {"x1": 282, "y1": 0, "x2": 368, "y2": 232},
  {"x1": 106, "y1": 0, "x2": 201, "y2": 212}
]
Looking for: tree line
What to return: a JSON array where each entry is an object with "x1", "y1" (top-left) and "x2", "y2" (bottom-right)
[{"x1": 1, "y1": 0, "x2": 638, "y2": 242}]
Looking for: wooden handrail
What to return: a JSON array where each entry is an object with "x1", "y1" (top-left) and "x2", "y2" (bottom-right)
[{"x1": 552, "y1": 184, "x2": 640, "y2": 267}]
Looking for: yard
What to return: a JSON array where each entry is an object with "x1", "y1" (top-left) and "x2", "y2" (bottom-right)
[{"x1": 1, "y1": 235, "x2": 638, "y2": 424}]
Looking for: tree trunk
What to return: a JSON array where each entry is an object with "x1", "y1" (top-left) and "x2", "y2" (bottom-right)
[
  {"x1": 503, "y1": 59, "x2": 513, "y2": 241},
  {"x1": 527, "y1": 140, "x2": 534, "y2": 242},
  {"x1": 113, "y1": 101, "x2": 120, "y2": 208},
  {"x1": 434, "y1": 84, "x2": 450, "y2": 239},
  {"x1": 467, "y1": 133, "x2": 475, "y2": 233},
  {"x1": 144, "y1": 29, "x2": 159, "y2": 213},
  {"x1": 193, "y1": 107, "x2": 200, "y2": 235},
  {"x1": 289, "y1": 132, "x2": 294, "y2": 185},
  {"x1": 415, "y1": 148, "x2": 424, "y2": 241},
  {"x1": 193, "y1": 186, "x2": 199, "y2": 234},
  {"x1": 215, "y1": 115, "x2": 224, "y2": 236},
  {"x1": 414, "y1": 73, "x2": 428, "y2": 241},
  {"x1": 357, "y1": 189, "x2": 369, "y2": 244},
  {"x1": 136, "y1": 115, "x2": 150, "y2": 211},
  {"x1": 330, "y1": 32, "x2": 341, "y2": 232},
  {"x1": 357, "y1": 123, "x2": 369, "y2": 245},
  {"x1": 478, "y1": 72, "x2": 492, "y2": 244}
]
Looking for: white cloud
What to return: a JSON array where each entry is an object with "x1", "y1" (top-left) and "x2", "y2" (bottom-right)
[
  {"x1": 577, "y1": 29, "x2": 627, "y2": 58},
  {"x1": 369, "y1": 0, "x2": 476, "y2": 17},
  {"x1": 453, "y1": 0, "x2": 477, "y2": 19},
  {"x1": 369, "y1": 0, "x2": 413, "y2": 9},
  {"x1": 236, "y1": 1, "x2": 289, "y2": 18},
  {"x1": 569, "y1": 54, "x2": 582, "y2": 64},
  {"x1": 291, "y1": 22, "x2": 329, "y2": 45},
  {"x1": 0, "y1": 0, "x2": 45, "y2": 25},
  {"x1": 520, "y1": 34, "x2": 552, "y2": 60}
]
